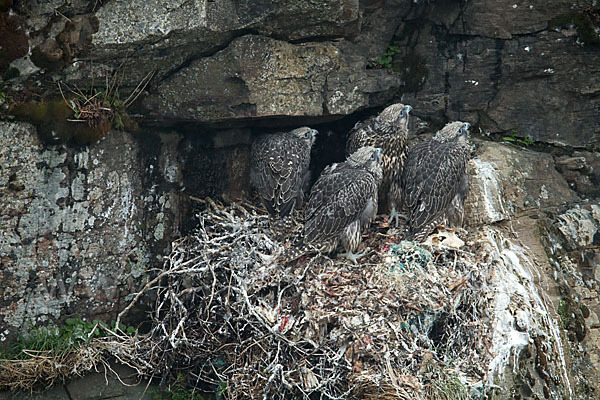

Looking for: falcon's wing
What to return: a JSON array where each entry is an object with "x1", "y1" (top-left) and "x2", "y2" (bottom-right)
[
  {"x1": 252, "y1": 135, "x2": 308, "y2": 217},
  {"x1": 403, "y1": 141, "x2": 468, "y2": 235},
  {"x1": 304, "y1": 164, "x2": 377, "y2": 243}
]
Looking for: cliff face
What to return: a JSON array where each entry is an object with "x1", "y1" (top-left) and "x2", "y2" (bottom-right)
[{"x1": 1, "y1": 0, "x2": 599, "y2": 398}]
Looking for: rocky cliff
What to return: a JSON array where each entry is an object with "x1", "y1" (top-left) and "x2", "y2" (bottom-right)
[{"x1": 1, "y1": 0, "x2": 599, "y2": 399}]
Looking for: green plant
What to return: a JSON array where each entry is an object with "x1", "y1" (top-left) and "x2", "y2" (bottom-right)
[
  {"x1": 0, "y1": 82, "x2": 6, "y2": 106},
  {"x1": 425, "y1": 369, "x2": 469, "y2": 400},
  {"x1": 502, "y1": 129, "x2": 534, "y2": 147},
  {"x1": 58, "y1": 67, "x2": 153, "y2": 132},
  {"x1": 216, "y1": 381, "x2": 227, "y2": 399},
  {"x1": 370, "y1": 43, "x2": 402, "y2": 69},
  {"x1": 0, "y1": 318, "x2": 136, "y2": 360},
  {"x1": 151, "y1": 373, "x2": 207, "y2": 400}
]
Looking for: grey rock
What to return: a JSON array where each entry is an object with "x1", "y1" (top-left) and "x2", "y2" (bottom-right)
[
  {"x1": 143, "y1": 35, "x2": 401, "y2": 123},
  {"x1": 397, "y1": 6, "x2": 600, "y2": 147},
  {"x1": 557, "y1": 151, "x2": 600, "y2": 198},
  {"x1": 465, "y1": 140, "x2": 579, "y2": 226},
  {"x1": 0, "y1": 122, "x2": 182, "y2": 338},
  {"x1": 92, "y1": 0, "x2": 360, "y2": 46}
]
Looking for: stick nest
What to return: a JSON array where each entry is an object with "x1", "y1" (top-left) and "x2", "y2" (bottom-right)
[
  {"x1": 130, "y1": 199, "x2": 493, "y2": 399},
  {"x1": 1, "y1": 199, "x2": 494, "y2": 398}
]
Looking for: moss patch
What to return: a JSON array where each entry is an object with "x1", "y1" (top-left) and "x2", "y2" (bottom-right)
[
  {"x1": 9, "y1": 98, "x2": 112, "y2": 145},
  {"x1": 557, "y1": 296, "x2": 587, "y2": 342}
]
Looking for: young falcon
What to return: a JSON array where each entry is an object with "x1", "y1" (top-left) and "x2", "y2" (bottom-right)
[
  {"x1": 345, "y1": 103, "x2": 412, "y2": 226},
  {"x1": 303, "y1": 146, "x2": 383, "y2": 263},
  {"x1": 250, "y1": 126, "x2": 318, "y2": 218},
  {"x1": 401, "y1": 121, "x2": 471, "y2": 242}
]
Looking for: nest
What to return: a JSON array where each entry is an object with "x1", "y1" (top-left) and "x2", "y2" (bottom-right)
[
  {"x1": 1, "y1": 199, "x2": 493, "y2": 398},
  {"x1": 121, "y1": 199, "x2": 493, "y2": 399}
]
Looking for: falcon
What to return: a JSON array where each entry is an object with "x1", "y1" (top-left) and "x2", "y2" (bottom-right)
[
  {"x1": 346, "y1": 103, "x2": 412, "y2": 225},
  {"x1": 250, "y1": 127, "x2": 318, "y2": 217},
  {"x1": 303, "y1": 146, "x2": 383, "y2": 263},
  {"x1": 401, "y1": 121, "x2": 471, "y2": 242}
]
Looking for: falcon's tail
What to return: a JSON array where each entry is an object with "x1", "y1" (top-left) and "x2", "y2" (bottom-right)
[
  {"x1": 403, "y1": 222, "x2": 436, "y2": 243},
  {"x1": 268, "y1": 214, "x2": 302, "y2": 242},
  {"x1": 279, "y1": 241, "x2": 316, "y2": 264}
]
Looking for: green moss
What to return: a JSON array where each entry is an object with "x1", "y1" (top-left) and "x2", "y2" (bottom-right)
[
  {"x1": 558, "y1": 299, "x2": 569, "y2": 327},
  {"x1": 557, "y1": 297, "x2": 587, "y2": 342},
  {"x1": 8, "y1": 98, "x2": 114, "y2": 145},
  {"x1": 550, "y1": 9, "x2": 600, "y2": 45},
  {"x1": 0, "y1": 318, "x2": 136, "y2": 360},
  {"x1": 502, "y1": 129, "x2": 535, "y2": 147},
  {"x1": 431, "y1": 376, "x2": 469, "y2": 400},
  {"x1": 369, "y1": 43, "x2": 402, "y2": 69}
]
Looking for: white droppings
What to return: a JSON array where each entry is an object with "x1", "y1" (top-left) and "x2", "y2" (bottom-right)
[
  {"x1": 556, "y1": 208, "x2": 598, "y2": 247},
  {"x1": 465, "y1": 80, "x2": 479, "y2": 86},
  {"x1": 484, "y1": 228, "x2": 572, "y2": 399},
  {"x1": 540, "y1": 184, "x2": 549, "y2": 200},
  {"x1": 524, "y1": 46, "x2": 531, "y2": 52},
  {"x1": 472, "y1": 159, "x2": 507, "y2": 223}
]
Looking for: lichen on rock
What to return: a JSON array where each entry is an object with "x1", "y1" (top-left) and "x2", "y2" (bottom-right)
[{"x1": 0, "y1": 122, "x2": 181, "y2": 341}]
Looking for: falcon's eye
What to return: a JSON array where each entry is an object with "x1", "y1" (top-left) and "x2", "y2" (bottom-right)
[
  {"x1": 400, "y1": 110, "x2": 405, "y2": 117},
  {"x1": 304, "y1": 131, "x2": 310, "y2": 138},
  {"x1": 370, "y1": 152, "x2": 376, "y2": 160}
]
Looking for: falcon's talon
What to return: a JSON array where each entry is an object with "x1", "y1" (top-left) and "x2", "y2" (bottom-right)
[
  {"x1": 340, "y1": 249, "x2": 368, "y2": 265},
  {"x1": 388, "y1": 206, "x2": 408, "y2": 228}
]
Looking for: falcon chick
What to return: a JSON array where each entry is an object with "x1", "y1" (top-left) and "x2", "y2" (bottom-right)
[
  {"x1": 250, "y1": 127, "x2": 318, "y2": 218},
  {"x1": 345, "y1": 103, "x2": 412, "y2": 224},
  {"x1": 304, "y1": 146, "x2": 383, "y2": 262},
  {"x1": 401, "y1": 121, "x2": 471, "y2": 242}
]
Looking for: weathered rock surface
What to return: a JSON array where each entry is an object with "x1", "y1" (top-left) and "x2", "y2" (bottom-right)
[
  {"x1": 402, "y1": 1, "x2": 600, "y2": 147},
  {"x1": 538, "y1": 202, "x2": 600, "y2": 398},
  {"x1": 465, "y1": 140, "x2": 579, "y2": 225},
  {"x1": 5, "y1": 0, "x2": 599, "y2": 144},
  {"x1": 0, "y1": 122, "x2": 182, "y2": 339},
  {"x1": 1, "y1": 0, "x2": 600, "y2": 398},
  {"x1": 455, "y1": 141, "x2": 600, "y2": 399},
  {"x1": 144, "y1": 35, "x2": 401, "y2": 123}
]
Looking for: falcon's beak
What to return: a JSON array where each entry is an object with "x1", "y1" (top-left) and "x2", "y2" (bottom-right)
[
  {"x1": 464, "y1": 122, "x2": 471, "y2": 130},
  {"x1": 405, "y1": 105, "x2": 413, "y2": 113},
  {"x1": 311, "y1": 129, "x2": 319, "y2": 137}
]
